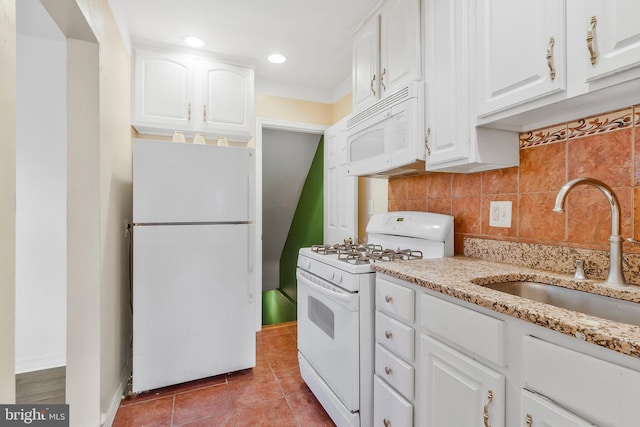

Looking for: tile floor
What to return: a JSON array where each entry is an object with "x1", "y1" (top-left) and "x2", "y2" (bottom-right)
[{"x1": 113, "y1": 321, "x2": 335, "y2": 427}]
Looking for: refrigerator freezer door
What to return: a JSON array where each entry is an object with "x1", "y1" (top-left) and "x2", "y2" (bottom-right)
[
  {"x1": 132, "y1": 223, "x2": 255, "y2": 393},
  {"x1": 133, "y1": 139, "x2": 253, "y2": 223}
]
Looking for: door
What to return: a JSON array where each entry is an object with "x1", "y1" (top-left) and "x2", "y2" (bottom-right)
[
  {"x1": 200, "y1": 60, "x2": 254, "y2": 140},
  {"x1": 521, "y1": 389, "x2": 596, "y2": 427},
  {"x1": 132, "y1": 48, "x2": 195, "y2": 130},
  {"x1": 379, "y1": 0, "x2": 421, "y2": 97},
  {"x1": 133, "y1": 139, "x2": 252, "y2": 223},
  {"x1": 297, "y1": 269, "x2": 360, "y2": 410},
  {"x1": 420, "y1": 335, "x2": 505, "y2": 427},
  {"x1": 579, "y1": 0, "x2": 640, "y2": 83},
  {"x1": 352, "y1": 14, "x2": 380, "y2": 111},
  {"x1": 324, "y1": 118, "x2": 357, "y2": 244},
  {"x1": 424, "y1": 0, "x2": 470, "y2": 166},
  {"x1": 132, "y1": 223, "x2": 255, "y2": 393},
  {"x1": 476, "y1": 0, "x2": 566, "y2": 116}
]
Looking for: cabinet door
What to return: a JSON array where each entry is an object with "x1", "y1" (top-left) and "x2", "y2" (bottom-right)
[
  {"x1": 420, "y1": 335, "x2": 505, "y2": 427},
  {"x1": 379, "y1": 0, "x2": 421, "y2": 97},
  {"x1": 324, "y1": 118, "x2": 357, "y2": 244},
  {"x1": 424, "y1": 0, "x2": 470, "y2": 166},
  {"x1": 352, "y1": 15, "x2": 380, "y2": 111},
  {"x1": 476, "y1": 0, "x2": 566, "y2": 117},
  {"x1": 521, "y1": 390, "x2": 595, "y2": 427},
  {"x1": 579, "y1": 0, "x2": 640, "y2": 84},
  {"x1": 374, "y1": 376, "x2": 413, "y2": 427},
  {"x1": 199, "y1": 61, "x2": 254, "y2": 140},
  {"x1": 132, "y1": 49, "x2": 195, "y2": 131}
]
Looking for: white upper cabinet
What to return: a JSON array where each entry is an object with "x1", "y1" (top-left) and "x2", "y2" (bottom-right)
[
  {"x1": 199, "y1": 60, "x2": 254, "y2": 139},
  {"x1": 132, "y1": 47, "x2": 254, "y2": 142},
  {"x1": 133, "y1": 49, "x2": 196, "y2": 130},
  {"x1": 424, "y1": 0, "x2": 518, "y2": 173},
  {"x1": 476, "y1": 0, "x2": 566, "y2": 117},
  {"x1": 476, "y1": 0, "x2": 640, "y2": 129},
  {"x1": 578, "y1": 0, "x2": 640, "y2": 84},
  {"x1": 352, "y1": 0, "x2": 421, "y2": 112},
  {"x1": 352, "y1": 15, "x2": 380, "y2": 110}
]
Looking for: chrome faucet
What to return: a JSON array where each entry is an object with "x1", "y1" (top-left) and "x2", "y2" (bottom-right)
[{"x1": 553, "y1": 177, "x2": 627, "y2": 287}]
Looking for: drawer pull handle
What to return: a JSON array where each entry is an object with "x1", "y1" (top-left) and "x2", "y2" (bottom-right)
[
  {"x1": 483, "y1": 390, "x2": 493, "y2": 427},
  {"x1": 370, "y1": 74, "x2": 377, "y2": 96},
  {"x1": 383, "y1": 418, "x2": 391, "y2": 427},
  {"x1": 587, "y1": 15, "x2": 598, "y2": 65},
  {"x1": 384, "y1": 295, "x2": 393, "y2": 303},
  {"x1": 525, "y1": 413, "x2": 533, "y2": 427},
  {"x1": 384, "y1": 366, "x2": 392, "y2": 375},
  {"x1": 384, "y1": 330, "x2": 393, "y2": 339}
]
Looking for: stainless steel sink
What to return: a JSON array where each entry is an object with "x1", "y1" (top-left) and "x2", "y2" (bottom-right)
[{"x1": 483, "y1": 281, "x2": 640, "y2": 327}]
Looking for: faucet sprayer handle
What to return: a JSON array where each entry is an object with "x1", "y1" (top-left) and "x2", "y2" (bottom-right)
[{"x1": 626, "y1": 238, "x2": 640, "y2": 246}]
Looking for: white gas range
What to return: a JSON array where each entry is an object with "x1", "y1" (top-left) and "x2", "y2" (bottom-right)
[{"x1": 296, "y1": 211, "x2": 454, "y2": 427}]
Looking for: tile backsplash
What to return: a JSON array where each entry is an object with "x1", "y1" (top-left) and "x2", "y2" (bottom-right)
[{"x1": 389, "y1": 105, "x2": 640, "y2": 267}]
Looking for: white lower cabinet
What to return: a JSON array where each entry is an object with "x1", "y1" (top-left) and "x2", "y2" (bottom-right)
[
  {"x1": 420, "y1": 334, "x2": 505, "y2": 427},
  {"x1": 374, "y1": 376, "x2": 413, "y2": 427},
  {"x1": 521, "y1": 389, "x2": 595, "y2": 427}
]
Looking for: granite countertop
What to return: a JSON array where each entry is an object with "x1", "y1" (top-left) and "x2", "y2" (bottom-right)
[{"x1": 371, "y1": 256, "x2": 640, "y2": 359}]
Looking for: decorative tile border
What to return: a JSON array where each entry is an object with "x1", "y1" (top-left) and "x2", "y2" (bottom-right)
[
  {"x1": 519, "y1": 106, "x2": 637, "y2": 149},
  {"x1": 567, "y1": 107, "x2": 633, "y2": 140},
  {"x1": 519, "y1": 123, "x2": 567, "y2": 149}
]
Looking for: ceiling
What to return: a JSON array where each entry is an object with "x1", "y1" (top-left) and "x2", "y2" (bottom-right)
[{"x1": 110, "y1": 0, "x2": 380, "y2": 101}]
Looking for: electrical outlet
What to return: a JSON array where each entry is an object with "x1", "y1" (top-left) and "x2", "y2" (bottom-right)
[{"x1": 489, "y1": 201, "x2": 512, "y2": 228}]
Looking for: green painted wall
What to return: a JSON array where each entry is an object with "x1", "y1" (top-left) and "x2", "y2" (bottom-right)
[{"x1": 279, "y1": 136, "x2": 324, "y2": 303}]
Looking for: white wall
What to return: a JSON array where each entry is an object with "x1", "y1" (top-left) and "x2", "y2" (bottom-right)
[
  {"x1": 261, "y1": 129, "x2": 320, "y2": 291},
  {"x1": 15, "y1": 30, "x2": 67, "y2": 372}
]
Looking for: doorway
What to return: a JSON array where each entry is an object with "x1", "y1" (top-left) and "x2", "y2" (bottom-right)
[{"x1": 255, "y1": 120, "x2": 327, "y2": 328}]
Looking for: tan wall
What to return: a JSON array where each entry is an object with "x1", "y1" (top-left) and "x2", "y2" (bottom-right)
[
  {"x1": 0, "y1": 0, "x2": 16, "y2": 404},
  {"x1": 332, "y1": 93, "x2": 352, "y2": 124},
  {"x1": 388, "y1": 106, "x2": 640, "y2": 257},
  {"x1": 256, "y1": 94, "x2": 333, "y2": 125}
]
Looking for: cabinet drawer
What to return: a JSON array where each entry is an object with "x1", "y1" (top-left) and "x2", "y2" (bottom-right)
[
  {"x1": 375, "y1": 344, "x2": 414, "y2": 400},
  {"x1": 374, "y1": 375, "x2": 413, "y2": 427},
  {"x1": 376, "y1": 311, "x2": 414, "y2": 362},
  {"x1": 521, "y1": 389, "x2": 595, "y2": 427},
  {"x1": 421, "y1": 293, "x2": 505, "y2": 366},
  {"x1": 524, "y1": 336, "x2": 640, "y2": 426},
  {"x1": 376, "y1": 277, "x2": 415, "y2": 323}
]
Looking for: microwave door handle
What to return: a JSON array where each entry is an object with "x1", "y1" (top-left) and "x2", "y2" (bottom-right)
[{"x1": 296, "y1": 271, "x2": 351, "y2": 304}]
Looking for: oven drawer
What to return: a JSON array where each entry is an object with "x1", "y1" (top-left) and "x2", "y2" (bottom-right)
[
  {"x1": 375, "y1": 344, "x2": 414, "y2": 400},
  {"x1": 374, "y1": 375, "x2": 413, "y2": 427},
  {"x1": 376, "y1": 311, "x2": 414, "y2": 362},
  {"x1": 376, "y1": 277, "x2": 415, "y2": 323}
]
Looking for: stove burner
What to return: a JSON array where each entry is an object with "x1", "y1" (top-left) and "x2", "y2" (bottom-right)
[{"x1": 311, "y1": 240, "x2": 423, "y2": 264}]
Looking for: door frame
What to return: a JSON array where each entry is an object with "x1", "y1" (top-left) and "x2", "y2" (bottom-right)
[{"x1": 254, "y1": 119, "x2": 328, "y2": 331}]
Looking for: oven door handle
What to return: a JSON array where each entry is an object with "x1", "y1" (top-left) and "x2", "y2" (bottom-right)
[{"x1": 296, "y1": 271, "x2": 352, "y2": 304}]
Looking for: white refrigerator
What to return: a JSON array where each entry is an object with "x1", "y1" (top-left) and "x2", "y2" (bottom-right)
[{"x1": 132, "y1": 139, "x2": 256, "y2": 393}]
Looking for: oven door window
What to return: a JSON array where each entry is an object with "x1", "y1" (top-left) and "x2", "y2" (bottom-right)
[
  {"x1": 308, "y1": 296, "x2": 335, "y2": 339},
  {"x1": 297, "y1": 272, "x2": 360, "y2": 411}
]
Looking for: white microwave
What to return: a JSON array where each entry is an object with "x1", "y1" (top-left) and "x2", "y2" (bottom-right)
[{"x1": 346, "y1": 81, "x2": 426, "y2": 177}]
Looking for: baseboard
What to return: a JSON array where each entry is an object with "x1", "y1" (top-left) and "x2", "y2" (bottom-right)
[
  {"x1": 102, "y1": 364, "x2": 131, "y2": 427},
  {"x1": 15, "y1": 353, "x2": 65, "y2": 374}
]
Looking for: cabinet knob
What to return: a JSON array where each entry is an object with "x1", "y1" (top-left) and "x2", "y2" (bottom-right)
[
  {"x1": 384, "y1": 330, "x2": 393, "y2": 339},
  {"x1": 383, "y1": 418, "x2": 391, "y2": 427},
  {"x1": 384, "y1": 295, "x2": 393, "y2": 303},
  {"x1": 384, "y1": 366, "x2": 392, "y2": 375}
]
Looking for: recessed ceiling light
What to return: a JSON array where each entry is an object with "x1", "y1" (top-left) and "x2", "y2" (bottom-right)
[
  {"x1": 268, "y1": 53, "x2": 287, "y2": 64},
  {"x1": 182, "y1": 36, "x2": 205, "y2": 48}
]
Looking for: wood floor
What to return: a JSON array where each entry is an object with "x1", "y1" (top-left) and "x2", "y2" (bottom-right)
[{"x1": 15, "y1": 366, "x2": 66, "y2": 404}]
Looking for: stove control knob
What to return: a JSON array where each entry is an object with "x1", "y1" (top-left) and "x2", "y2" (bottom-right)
[
  {"x1": 326, "y1": 270, "x2": 335, "y2": 280},
  {"x1": 304, "y1": 260, "x2": 311, "y2": 269},
  {"x1": 335, "y1": 272, "x2": 343, "y2": 284}
]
